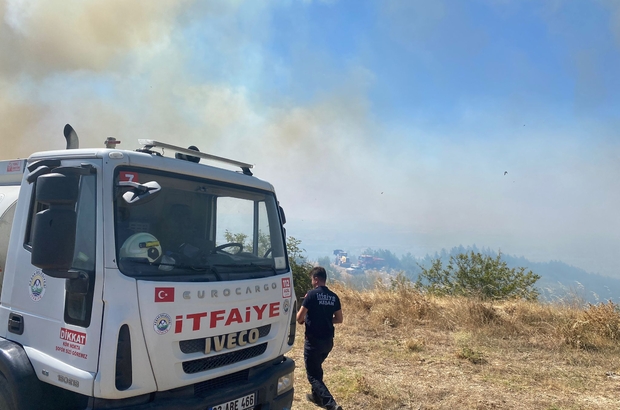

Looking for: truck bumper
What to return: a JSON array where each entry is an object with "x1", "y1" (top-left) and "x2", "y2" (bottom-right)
[{"x1": 88, "y1": 356, "x2": 295, "y2": 410}]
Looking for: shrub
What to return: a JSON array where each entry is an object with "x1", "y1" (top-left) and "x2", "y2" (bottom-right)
[
  {"x1": 416, "y1": 250, "x2": 540, "y2": 301},
  {"x1": 286, "y1": 236, "x2": 312, "y2": 304}
]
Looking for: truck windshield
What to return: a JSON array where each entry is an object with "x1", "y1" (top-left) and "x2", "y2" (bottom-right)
[{"x1": 114, "y1": 167, "x2": 288, "y2": 281}]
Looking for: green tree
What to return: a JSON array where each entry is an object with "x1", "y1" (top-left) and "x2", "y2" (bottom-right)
[
  {"x1": 224, "y1": 230, "x2": 249, "y2": 248},
  {"x1": 399, "y1": 252, "x2": 422, "y2": 277},
  {"x1": 224, "y1": 229, "x2": 271, "y2": 256},
  {"x1": 416, "y1": 251, "x2": 541, "y2": 301},
  {"x1": 287, "y1": 236, "x2": 312, "y2": 304}
]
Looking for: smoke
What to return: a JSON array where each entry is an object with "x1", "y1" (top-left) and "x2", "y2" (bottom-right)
[
  {"x1": 1, "y1": 0, "x2": 185, "y2": 76},
  {"x1": 0, "y1": 0, "x2": 382, "y2": 221},
  {"x1": 210, "y1": 65, "x2": 381, "y2": 227},
  {"x1": 0, "y1": 0, "x2": 618, "y2": 277},
  {"x1": 0, "y1": 0, "x2": 193, "y2": 158}
]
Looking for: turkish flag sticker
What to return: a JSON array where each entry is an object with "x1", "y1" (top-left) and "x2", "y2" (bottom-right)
[
  {"x1": 120, "y1": 171, "x2": 138, "y2": 183},
  {"x1": 155, "y1": 287, "x2": 175, "y2": 303}
]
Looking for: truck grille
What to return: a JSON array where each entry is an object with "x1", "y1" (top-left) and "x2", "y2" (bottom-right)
[
  {"x1": 194, "y1": 368, "x2": 250, "y2": 396},
  {"x1": 179, "y1": 324, "x2": 271, "y2": 354},
  {"x1": 182, "y1": 343, "x2": 268, "y2": 374}
]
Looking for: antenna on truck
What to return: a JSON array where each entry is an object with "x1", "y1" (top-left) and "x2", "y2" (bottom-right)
[{"x1": 137, "y1": 139, "x2": 254, "y2": 176}]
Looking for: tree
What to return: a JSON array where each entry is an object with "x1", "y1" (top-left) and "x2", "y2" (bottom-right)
[
  {"x1": 224, "y1": 229, "x2": 270, "y2": 256},
  {"x1": 287, "y1": 236, "x2": 312, "y2": 304},
  {"x1": 224, "y1": 230, "x2": 249, "y2": 248},
  {"x1": 399, "y1": 252, "x2": 422, "y2": 277},
  {"x1": 416, "y1": 250, "x2": 541, "y2": 301}
]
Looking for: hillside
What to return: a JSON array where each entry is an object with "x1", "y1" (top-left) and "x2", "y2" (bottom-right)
[
  {"x1": 289, "y1": 282, "x2": 620, "y2": 409},
  {"x1": 327, "y1": 245, "x2": 620, "y2": 304}
]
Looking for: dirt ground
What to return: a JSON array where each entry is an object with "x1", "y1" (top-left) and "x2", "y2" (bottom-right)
[{"x1": 288, "y1": 287, "x2": 620, "y2": 409}]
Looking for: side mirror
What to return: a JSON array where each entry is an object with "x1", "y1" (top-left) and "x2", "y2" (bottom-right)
[
  {"x1": 35, "y1": 171, "x2": 79, "y2": 204},
  {"x1": 279, "y1": 205, "x2": 287, "y2": 225},
  {"x1": 31, "y1": 173, "x2": 79, "y2": 275},
  {"x1": 31, "y1": 209, "x2": 77, "y2": 271}
]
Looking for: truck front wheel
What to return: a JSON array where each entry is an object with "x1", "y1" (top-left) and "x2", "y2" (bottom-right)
[
  {"x1": 0, "y1": 339, "x2": 44, "y2": 410},
  {"x1": 0, "y1": 372, "x2": 17, "y2": 410}
]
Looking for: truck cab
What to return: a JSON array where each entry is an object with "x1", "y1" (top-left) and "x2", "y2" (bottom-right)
[{"x1": 0, "y1": 131, "x2": 296, "y2": 410}]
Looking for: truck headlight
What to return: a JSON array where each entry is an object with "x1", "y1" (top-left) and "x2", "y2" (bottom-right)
[{"x1": 277, "y1": 371, "x2": 294, "y2": 395}]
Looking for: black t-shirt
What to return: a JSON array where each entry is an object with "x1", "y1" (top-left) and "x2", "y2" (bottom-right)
[{"x1": 302, "y1": 286, "x2": 341, "y2": 340}]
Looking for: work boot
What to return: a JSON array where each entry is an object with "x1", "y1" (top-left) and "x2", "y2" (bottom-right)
[{"x1": 306, "y1": 393, "x2": 323, "y2": 407}]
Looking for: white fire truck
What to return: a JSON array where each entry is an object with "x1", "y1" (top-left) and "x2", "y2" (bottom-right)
[{"x1": 0, "y1": 125, "x2": 296, "y2": 409}]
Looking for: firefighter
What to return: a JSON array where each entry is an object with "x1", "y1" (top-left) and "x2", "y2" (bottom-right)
[{"x1": 296, "y1": 267, "x2": 344, "y2": 410}]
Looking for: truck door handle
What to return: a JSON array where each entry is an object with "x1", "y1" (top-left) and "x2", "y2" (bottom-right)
[{"x1": 8, "y1": 313, "x2": 24, "y2": 335}]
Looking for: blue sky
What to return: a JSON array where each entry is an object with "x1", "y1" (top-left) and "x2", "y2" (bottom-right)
[{"x1": 1, "y1": 0, "x2": 619, "y2": 277}]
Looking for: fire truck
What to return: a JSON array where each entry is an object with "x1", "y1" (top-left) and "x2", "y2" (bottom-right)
[
  {"x1": 0, "y1": 125, "x2": 296, "y2": 409},
  {"x1": 357, "y1": 255, "x2": 385, "y2": 270},
  {"x1": 332, "y1": 250, "x2": 350, "y2": 268}
]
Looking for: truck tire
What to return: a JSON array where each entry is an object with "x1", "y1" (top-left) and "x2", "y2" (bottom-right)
[
  {"x1": 0, "y1": 372, "x2": 18, "y2": 410},
  {"x1": 0, "y1": 339, "x2": 43, "y2": 410}
]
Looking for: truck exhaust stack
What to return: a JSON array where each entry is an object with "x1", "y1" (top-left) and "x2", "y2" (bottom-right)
[{"x1": 63, "y1": 124, "x2": 79, "y2": 149}]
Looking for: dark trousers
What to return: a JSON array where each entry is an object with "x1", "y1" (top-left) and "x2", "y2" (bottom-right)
[{"x1": 304, "y1": 337, "x2": 336, "y2": 408}]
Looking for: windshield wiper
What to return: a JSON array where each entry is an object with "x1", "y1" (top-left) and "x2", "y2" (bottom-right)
[
  {"x1": 188, "y1": 264, "x2": 222, "y2": 281},
  {"x1": 156, "y1": 258, "x2": 223, "y2": 281},
  {"x1": 215, "y1": 263, "x2": 278, "y2": 276}
]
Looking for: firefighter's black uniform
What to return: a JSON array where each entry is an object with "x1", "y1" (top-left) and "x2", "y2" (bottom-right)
[{"x1": 301, "y1": 285, "x2": 342, "y2": 409}]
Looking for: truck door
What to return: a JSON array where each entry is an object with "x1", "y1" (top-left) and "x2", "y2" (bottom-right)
[{"x1": 2, "y1": 159, "x2": 104, "y2": 395}]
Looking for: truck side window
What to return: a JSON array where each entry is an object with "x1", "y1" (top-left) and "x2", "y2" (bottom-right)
[
  {"x1": 24, "y1": 187, "x2": 49, "y2": 248},
  {"x1": 65, "y1": 174, "x2": 97, "y2": 327},
  {"x1": 72, "y1": 174, "x2": 96, "y2": 272}
]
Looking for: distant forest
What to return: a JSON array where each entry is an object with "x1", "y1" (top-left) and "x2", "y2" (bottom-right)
[{"x1": 319, "y1": 245, "x2": 620, "y2": 305}]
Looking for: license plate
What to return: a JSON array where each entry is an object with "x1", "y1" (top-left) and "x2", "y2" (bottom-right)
[{"x1": 209, "y1": 393, "x2": 256, "y2": 410}]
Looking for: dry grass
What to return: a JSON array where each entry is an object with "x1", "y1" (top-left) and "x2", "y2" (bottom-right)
[{"x1": 290, "y1": 282, "x2": 620, "y2": 409}]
